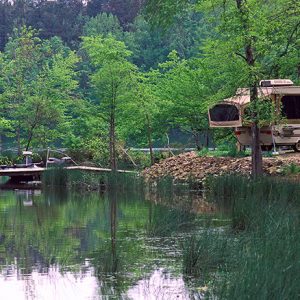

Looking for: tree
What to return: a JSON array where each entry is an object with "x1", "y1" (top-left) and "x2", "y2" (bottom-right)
[
  {"x1": 0, "y1": 27, "x2": 79, "y2": 152},
  {"x1": 86, "y1": 0, "x2": 109, "y2": 17},
  {"x1": 200, "y1": 0, "x2": 300, "y2": 176},
  {"x1": 0, "y1": 0, "x2": 13, "y2": 51},
  {"x1": 125, "y1": 12, "x2": 204, "y2": 70},
  {"x1": 155, "y1": 51, "x2": 217, "y2": 150},
  {"x1": 81, "y1": 35, "x2": 136, "y2": 170},
  {"x1": 20, "y1": 51, "x2": 79, "y2": 150},
  {"x1": 118, "y1": 70, "x2": 162, "y2": 166},
  {"x1": 101, "y1": 0, "x2": 145, "y2": 27},
  {"x1": 62, "y1": 99, "x2": 110, "y2": 165},
  {"x1": 83, "y1": 13, "x2": 123, "y2": 39},
  {"x1": 27, "y1": 0, "x2": 85, "y2": 47}
]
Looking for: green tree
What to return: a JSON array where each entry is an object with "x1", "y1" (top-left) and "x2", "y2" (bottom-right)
[
  {"x1": 0, "y1": 27, "x2": 79, "y2": 152},
  {"x1": 83, "y1": 13, "x2": 123, "y2": 39},
  {"x1": 62, "y1": 99, "x2": 110, "y2": 165},
  {"x1": 20, "y1": 51, "x2": 79, "y2": 150},
  {"x1": 118, "y1": 70, "x2": 162, "y2": 165},
  {"x1": 81, "y1": 35, "x2": 136, "y2": 170},
  {"x1": 155, "y1": 51, "x2": 214, "y2": 149}
]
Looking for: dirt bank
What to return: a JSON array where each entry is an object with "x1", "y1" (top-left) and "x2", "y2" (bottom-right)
[{"x1": 141, "y1": 152, "x2": 300, "y2": 182}]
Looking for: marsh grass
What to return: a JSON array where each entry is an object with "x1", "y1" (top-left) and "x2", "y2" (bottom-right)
[
  {"x1": 147, "y1": 207, "x2": 196, "y2": 237},
  {"x1": 207, "y1": 175, "x2": 300, "y2": 230},
  {"x1": 42, "y1": 166, "x2": 70, "y2": 186},
  {"x1": 182, "y1": 229, "x2": 234, "y2": 277},
  {"x1": 42, "y1": 168, "x2": 143, "y2": 193},
  {"x1": 223, "y1": 214, "x2": 300, "y2": 300},
  {"x1": 182, "y1": 175, "x2": 300, "y2": 299}
]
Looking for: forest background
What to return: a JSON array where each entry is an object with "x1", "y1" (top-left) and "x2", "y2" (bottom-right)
[{"x1": 0, "y1": 0, "x2": 299, "y2": 169}]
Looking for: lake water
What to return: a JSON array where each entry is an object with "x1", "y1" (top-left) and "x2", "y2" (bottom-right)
[{"x1": 0, "y1": 186, "x2": 206, "y2": 299}]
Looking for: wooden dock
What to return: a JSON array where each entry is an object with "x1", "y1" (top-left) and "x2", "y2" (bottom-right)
[{"x1": 0, "y1": 165, "x2": 137, "y2": 182}]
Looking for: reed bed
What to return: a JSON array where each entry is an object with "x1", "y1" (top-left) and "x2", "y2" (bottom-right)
[
  {"x1": 182, "y1": 175, "x2": 300, "y2": 299},
  {"x1": 42, "y1": 167, "x2": 143, "y2": 193}
]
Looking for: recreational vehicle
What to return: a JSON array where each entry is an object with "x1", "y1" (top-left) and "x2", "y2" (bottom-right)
[{"x1": 208, "y1": 79, "x2": 300, "y2": 151}]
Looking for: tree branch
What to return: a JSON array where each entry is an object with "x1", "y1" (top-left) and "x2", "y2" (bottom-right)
[
  {"x1": 279, "y1": 21, "x2": 300, "y2": 58},
  {"x1": 235, "y1": 51, "x2": 247, "y2": 61}
]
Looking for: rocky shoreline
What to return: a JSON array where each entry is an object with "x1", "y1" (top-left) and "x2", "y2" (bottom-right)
[{"x1": 141, "y1": 151, "x2": 300, "y2": 182}]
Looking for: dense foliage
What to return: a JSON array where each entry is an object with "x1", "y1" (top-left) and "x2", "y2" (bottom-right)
[{"x1": 0, "y1": 0, "x2": 299, "y2": 168}]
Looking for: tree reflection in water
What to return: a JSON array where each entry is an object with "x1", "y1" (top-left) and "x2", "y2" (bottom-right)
[{"x1": 0, "y1": 183, "x2": 206, "y2": 299}]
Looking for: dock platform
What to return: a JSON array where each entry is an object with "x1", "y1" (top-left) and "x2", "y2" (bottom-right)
[{"x1": 0, "y1": 165, "x2": 136, "y2": 182}]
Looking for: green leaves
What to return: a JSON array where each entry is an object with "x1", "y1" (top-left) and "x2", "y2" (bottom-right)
[
  {"x1": 81, "y1": 35, "x2": 132, "y2": 66},
  {"x1": 0, "y1": 26, "x2": 79, "y2": 150},
  {"x1": 83, "y1": 13, "x2": 123, "y2": 39},
  {"x1": 81, "y1": 35, "x2": 137, "y2": 168}
]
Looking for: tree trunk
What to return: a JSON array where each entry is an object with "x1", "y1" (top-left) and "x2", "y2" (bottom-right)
[
  {"x1": 236, "y1": 0, "x2": 263, "y2": 177},
  {"x1": 17, "y1": 125, "x2": 21, "y2": 156},
  {"x1": 205, "y1": 129, "x2": 210, "y2": 148},
  {"x1": 193, "y1": 130, "x2": 202, "y2": 150},
  {"x1": 251, "y1": 122, "x2": 262, "y2": 177},
  {"x1": 146, "y1": 115, "x2": 155, "y2": 165},
  {"x1": 109, "y1": 109, "x2": 117, "y2": 171},
  {"x1": 26, "y1": 130, "x2": 34, "y2": 151},
  {"x1": 248, "y1": 60, "x2": 263, "y2": 178}
]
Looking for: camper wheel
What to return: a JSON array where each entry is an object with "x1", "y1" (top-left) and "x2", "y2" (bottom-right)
[{"x1": 293, "y1": 141, "x2": 300, "y2": 152}]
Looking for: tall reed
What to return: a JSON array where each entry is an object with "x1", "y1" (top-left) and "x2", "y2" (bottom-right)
[
  {"x1": 182, "y1": 175, "x2": 300, "y2": 299},
  {"x1": 42, "y1": 168, "x2": 143, "y2": 192}
]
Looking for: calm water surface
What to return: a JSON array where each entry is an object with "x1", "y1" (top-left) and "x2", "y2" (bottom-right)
[{"x1": 0, "y1": 186, "x2": 206, "y2": 300}]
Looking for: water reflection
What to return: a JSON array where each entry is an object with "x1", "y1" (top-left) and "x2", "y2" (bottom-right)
[
  {"x1": 0, "y1": 264, "x2": 98, "y2": 300},
  {"x1": 0, "y1": 186, "x2": 205, "y2": 299},
  {"x1": 127, "y1": 268, "x2": 191, "y2": 300}
]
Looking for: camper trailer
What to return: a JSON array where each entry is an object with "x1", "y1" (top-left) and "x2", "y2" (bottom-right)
[{"x1": 208, "y1": 79, "x2": 300, "y2": 151}]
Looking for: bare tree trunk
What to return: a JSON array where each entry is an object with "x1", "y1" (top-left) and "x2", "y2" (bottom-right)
[
  {"x1": 249, "y1": 81, "x2": 262, "y2": 177},
  {"x1": 26, "y1": 129, "x2": 35, "y2": 151},
  {"x1": 17, "y1": 125, "x2": 21, "y2": 156},
  {"x1": 193, "y1": 130, "x2": 202, "y2": 150},
  {"x1": 146, "y1": 115, "x2": 155, "y2": 165},
  {"x1": 109, "y1": 109, "x2": 117, "y2": 171},
  {"x1": 205, "y1": 129, "x2": 210, "y2": 148},
  {"x1": 251, "y1": 122, "x2": 262, "y2": 177},
  {"x1": 248, "y1": 58, "x2": 263, "y2": 178}
]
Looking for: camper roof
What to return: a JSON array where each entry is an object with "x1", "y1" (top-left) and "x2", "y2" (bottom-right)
[
  {"x1": 223, "y1": 85, "x2": 300, "y2": 106},
  {"x1": 259, "y1": 79, "x2": 294, "y2": 87}
]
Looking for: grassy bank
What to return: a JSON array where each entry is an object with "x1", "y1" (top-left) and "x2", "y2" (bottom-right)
[{"x1": 182, "y1": 175, "x2": 300, "y2": 299}]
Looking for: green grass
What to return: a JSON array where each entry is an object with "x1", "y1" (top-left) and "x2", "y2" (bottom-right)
[
  {"x1": 282, "y1": 162, "x2": 300, "y2": 175},
  {"x1": 198, "y1": 145, "x2": 250, "y2": 158}
]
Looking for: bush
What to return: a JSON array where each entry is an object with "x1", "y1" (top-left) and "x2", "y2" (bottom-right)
[
  {"x1": 0, "y1": 156, "x2": 12, "y2": 165},
  {"x1": 282, "y1": 163, "x2": 300, "y2": 175}
]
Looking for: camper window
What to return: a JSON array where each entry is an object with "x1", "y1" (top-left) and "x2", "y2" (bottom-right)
[
  {"x1": 209, "y1": 104, "x2": 239, "y2": 122},
  {"x1": 282, "y1": 95, "x2": 300, "y2": 119}
]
